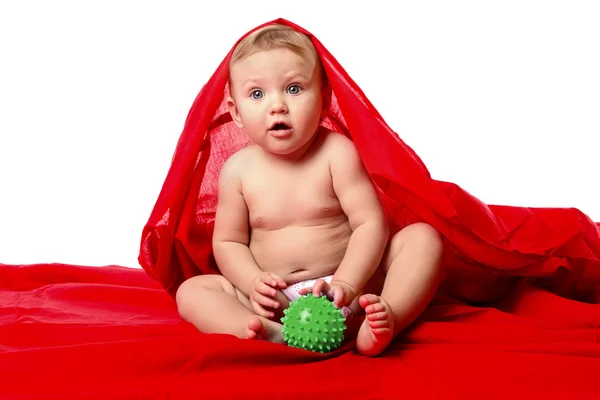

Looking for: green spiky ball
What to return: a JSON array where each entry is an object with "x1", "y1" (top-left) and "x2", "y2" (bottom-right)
[{"x1": 281, "y1": 294, "x2": 346, "y2": 353}]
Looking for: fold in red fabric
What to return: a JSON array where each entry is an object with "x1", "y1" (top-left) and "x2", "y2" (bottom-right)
[
  {"x1": 2, "y1": 263, "x2": 600, "y2": 399},
  {"x1": 2, "y1": 18, "x2": 600, "y2": 399}
]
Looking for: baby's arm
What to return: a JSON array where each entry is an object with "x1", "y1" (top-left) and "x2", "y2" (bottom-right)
[
  {"x1": 213, "y1": 156, "x2": 262, "y2": 295},
  {"x1": 329, "y1": 135, "x2": 389, "y2": 299},
  {"x1": 212, "y1": 155, "x2": 286, "y2": 312}
]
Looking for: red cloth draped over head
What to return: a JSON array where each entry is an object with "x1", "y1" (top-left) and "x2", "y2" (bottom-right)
[{"x1": 138, "y1": 18, "x2": 600, "y2": 302}]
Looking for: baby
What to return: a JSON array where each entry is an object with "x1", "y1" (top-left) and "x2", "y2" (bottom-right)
[{"x1": 176, "y1": 24, "x2": 444, "y2": 356}]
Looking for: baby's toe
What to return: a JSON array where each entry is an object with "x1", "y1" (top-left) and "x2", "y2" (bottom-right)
[
  {"x1": 246, "y1": 317, "x2": 264, "y2": 340},
  {"x1": 359, "y1": 294, "x2": 380, "y2": 308},
  {"x1": 365, "y1": 302, "x2": 386, "y2": 315},
  {"x1": 246, "y1": 327, "x2": 257, "y2": 339},
  {"x1": 368, "y1": 319, "x2": 390, "y2": 329},
  {"x1": 367, "y1": 310, "x2": 389, "y2": 321}
]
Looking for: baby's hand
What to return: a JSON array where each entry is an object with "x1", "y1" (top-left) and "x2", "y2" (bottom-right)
[
  {"x1": 299, "y1": 279, "x2": 357, "y2": 309},
  {"x1": 250, "y1": 272, "x2": 287, "y2": 318}
]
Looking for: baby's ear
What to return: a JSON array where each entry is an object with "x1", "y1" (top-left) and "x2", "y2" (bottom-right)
[{"x1": 226, "y1": 96, "x2": 244, "y2": 128}]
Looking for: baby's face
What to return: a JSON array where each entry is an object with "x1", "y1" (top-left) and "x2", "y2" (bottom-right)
[{"x1": 227, "y1": 48, "x2": 326, "y2": 158}]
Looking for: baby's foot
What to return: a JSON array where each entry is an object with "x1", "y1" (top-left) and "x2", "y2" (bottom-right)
[
  {"x1": 246, "y1": 316, "x2": 284, "y2": 344},
  {"x1": 356, "y1": 294, "x2": 394, "y2": 356}
]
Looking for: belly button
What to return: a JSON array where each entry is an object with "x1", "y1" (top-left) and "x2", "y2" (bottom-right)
[{"x1": 291, "y1": 269, "x2": 307, "y2": 275}]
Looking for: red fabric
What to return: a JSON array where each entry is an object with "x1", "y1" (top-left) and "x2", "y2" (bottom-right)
[
  {"x1": 2, "y1": 263, "x2": 600, "y2": 399},
  {"x1": 139, "y1": 18, "x2": 600, "y2": 302},
  {"x1": 3, "y1": 18, "x2": 600, "y2": 399}
]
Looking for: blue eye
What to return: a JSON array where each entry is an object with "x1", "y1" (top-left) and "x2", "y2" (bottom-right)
[
  {"x1": 287, "y1": 85, "x2": 302, "y2": 95},
  {"x1": 251, "y1": 90, "x2": 264, "y2": 99}
]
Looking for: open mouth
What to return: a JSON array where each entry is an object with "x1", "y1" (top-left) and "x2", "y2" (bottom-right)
[{"x1": 269, "y1": 122, "x2": 291, "y2": 131}]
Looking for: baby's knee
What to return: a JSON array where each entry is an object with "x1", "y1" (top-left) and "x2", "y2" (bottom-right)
[
  {"x1": 175, "y1": 276, "x2": 202, "y2": 319},
  {"x1": 383, "y1": 223, "x2": 444, "y2": 275},
  {"x1": 408, "y1": 222, "x2": 443, "y2": 253},
  {"x1": 392, "y1": 222, "x2": 443, "y2": 255},
  {"x1": 176, "y1": 275, "x2": 233, "y2": 317},
  {"x1": 411, "y1": 224, "x2": 443, "y2": 275},
  {"x1": 403, "y1": 224, "x2": 444, "y2": 285}
]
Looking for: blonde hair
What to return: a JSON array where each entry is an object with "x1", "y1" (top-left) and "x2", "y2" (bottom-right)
[
  {"x1": 231, "y1": 24, "x2": 318, "y2": 66},
  {"x1": 228, "y1": 24, "x2": 330, "y2": 104}
]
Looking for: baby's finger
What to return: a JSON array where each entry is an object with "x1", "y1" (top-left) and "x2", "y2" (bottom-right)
[
  {"x1": 254, "y1": 292, "x2": 280, "y2": 309},
  {"x1": 332, "y1": 287, "x2": 345, "y2": 308},
  {"x1": 269, "y1": 273, "x2": 288, "y2": 289},
  {"x1": 260, "y1": 274, "x2": 279, "y2": 288},
  {"x1": 312, "y1": 279, "x2": 330, "y2": 297},
  {"x1": 256, "y1": 282, "x2": 277, "y2": 297},
  {"x1": 298, "y1": 286, "x2": 313, "y2": 295},
  {"x1": 251, "y1": 301, "x2": 274, "y2": 318}
]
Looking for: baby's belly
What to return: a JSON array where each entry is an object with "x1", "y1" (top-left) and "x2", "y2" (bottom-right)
[{"x1": 249, "y1": 217, "x2": 352, "y2": 284}]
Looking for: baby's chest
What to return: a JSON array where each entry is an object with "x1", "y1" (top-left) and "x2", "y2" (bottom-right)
[{"x1": 243, "y1": 170, "x2": 341, "y2": 227}]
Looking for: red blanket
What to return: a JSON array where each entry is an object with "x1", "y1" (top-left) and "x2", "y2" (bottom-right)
[
  {"x1": 2, "y1": 18, "x2": 600, "y2": 399},
  {"x1": 2, "y1": 263, "x2": 600, "y2": 398}
]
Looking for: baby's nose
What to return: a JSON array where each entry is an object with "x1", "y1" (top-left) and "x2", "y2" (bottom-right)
[{"x1": 269, "y1": 96, "x2": 288, "y2": 113}]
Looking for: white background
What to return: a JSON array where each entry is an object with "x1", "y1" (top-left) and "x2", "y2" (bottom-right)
[{"x1": 1, "y1": 1, "x2": 598, "y2": 269}]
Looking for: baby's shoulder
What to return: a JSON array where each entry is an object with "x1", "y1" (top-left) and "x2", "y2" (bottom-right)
[
  {"x1": 319, "y1": 130, "x2": 360, "y2": 160},
  {"x1": 220, "y1": 145, "x2": 260, "y2": 180}
]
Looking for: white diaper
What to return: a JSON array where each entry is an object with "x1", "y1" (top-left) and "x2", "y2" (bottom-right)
[{"x1": 282, "y1": 275, "x2": 353, "y2": 317}]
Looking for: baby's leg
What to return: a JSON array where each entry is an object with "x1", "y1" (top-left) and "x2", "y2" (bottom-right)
[
  {"x1": 357, "y1": 223, "x2": 443, "y2": 356},
  {"x1": 176, "y1": 275, "x2": 284, "y2": 343}
]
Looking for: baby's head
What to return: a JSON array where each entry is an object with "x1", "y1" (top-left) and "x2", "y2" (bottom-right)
[
  {"x1": 229, "y1": 24, "x2": 327, "y2": 90},
  {"x1": 227, "y1": 24, "x2": 330, "y2": 158}
]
